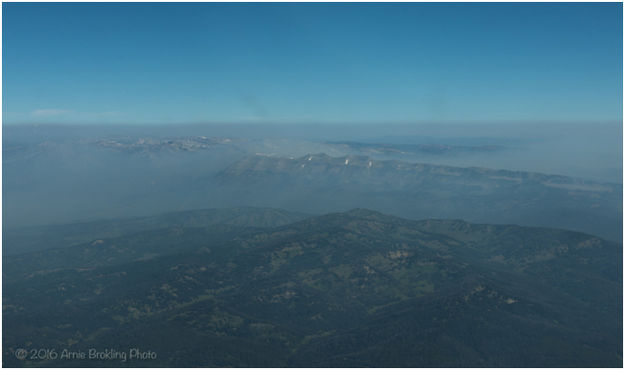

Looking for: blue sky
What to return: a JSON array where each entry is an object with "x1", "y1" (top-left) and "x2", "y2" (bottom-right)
[{"x1": 3, "y1": 2, "x2": 623, "y2": 124}]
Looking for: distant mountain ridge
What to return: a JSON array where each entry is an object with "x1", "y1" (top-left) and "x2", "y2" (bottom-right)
[
  {"x1": 221, "y1": 153, "x2": 619, "y2": 187},
  {"x1": 216, "y1": 154, "x2": 622, "y2": 241},
  {"x1": 325, "y1": 140, "x2": 506, "y2": 156}
]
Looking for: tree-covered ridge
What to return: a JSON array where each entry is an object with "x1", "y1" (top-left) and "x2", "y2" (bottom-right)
[{"x1": 3, "y1": 209, "x2": 622, "y2": 367}]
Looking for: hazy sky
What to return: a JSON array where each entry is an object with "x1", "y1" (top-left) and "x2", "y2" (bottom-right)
[{"x1": 3, "y1": 2, "x2": 623, "y2": 124}]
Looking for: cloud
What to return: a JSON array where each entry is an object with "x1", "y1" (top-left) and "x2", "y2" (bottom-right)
[{"x1": 31, "y1": 109, "x2": 73, "y2": 117}]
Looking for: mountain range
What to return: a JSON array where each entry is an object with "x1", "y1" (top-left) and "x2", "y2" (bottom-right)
[
  {"x1": 217, "y1": 153, "x2": 622, "y2": 241},
  {"x1": 3, "y1": 208, "x2": 621, "y2": 367},
  {"x1": 4, "y1": 134, "x2": 621, "y2": 244}
]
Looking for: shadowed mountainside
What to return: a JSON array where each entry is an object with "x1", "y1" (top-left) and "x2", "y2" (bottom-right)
[{"x1": 3, "y1": 207, "x2": 310, "y2": 256}]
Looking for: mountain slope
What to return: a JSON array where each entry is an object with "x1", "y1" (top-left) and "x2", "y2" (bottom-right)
[
  {"x1": 3, "y1": 209, "x2": 621, "y2": 367},
  {"x1": 3, "y1": 207, "x2": 310, "y2": 255}
]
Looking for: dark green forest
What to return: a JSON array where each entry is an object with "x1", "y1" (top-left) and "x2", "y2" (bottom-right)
[{"x1": 3, "y1": 208, "x2": 622, "y2": 367}]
